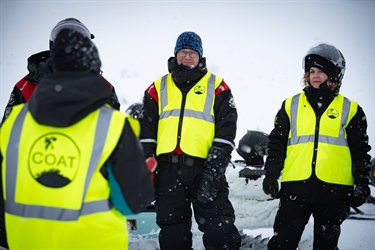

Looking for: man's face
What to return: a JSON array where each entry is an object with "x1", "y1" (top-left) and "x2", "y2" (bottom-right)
[{"x1": 176, "y1": 49, "x2": 199, "y2": 68}]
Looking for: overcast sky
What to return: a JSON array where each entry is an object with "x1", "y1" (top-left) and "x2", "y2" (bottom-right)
[{"x1": 1, "y1": 0, "x2": 374, "y2": 157}]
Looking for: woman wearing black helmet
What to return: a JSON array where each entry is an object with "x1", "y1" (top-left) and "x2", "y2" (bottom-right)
[{"x1": 262, "y1": 43, "x2": 372, "y2": 249}]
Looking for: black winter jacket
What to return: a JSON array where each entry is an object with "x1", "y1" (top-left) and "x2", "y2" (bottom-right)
[
  {"x1": 0, "y1": 72, "x2": 154, "y2": 248},
  {"x1": 139, "y1": 57, "x2": 238, "y2": 160},
  {"x1": 265, "y1": 85, "x2": 371, "y2": 204}
]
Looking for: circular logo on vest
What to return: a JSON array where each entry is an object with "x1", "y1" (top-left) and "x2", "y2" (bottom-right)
[
  {"x1": 327, "y1": 108, "x2": 339, "y2": 119},
  {"x1": 194, "y1": 85, "x2": 206, "y2": 95},
  {"x1": 28, "y1": 133, "x2": 80, "y2": 188}
]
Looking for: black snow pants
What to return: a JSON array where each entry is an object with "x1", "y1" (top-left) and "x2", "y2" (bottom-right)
[
  {"x1": 268, "y1": 196, "x2": 350, "y2": 250},
  {"x1": 154, "y1": 155, "x2": 241, "y2": 250}
]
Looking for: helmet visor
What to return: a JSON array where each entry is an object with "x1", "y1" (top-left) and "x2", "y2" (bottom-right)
[{"x1": 50, "y1": 22, "x2": 92, "y2": 42}]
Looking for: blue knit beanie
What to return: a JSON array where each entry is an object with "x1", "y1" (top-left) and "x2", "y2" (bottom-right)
[{"x1": 174, "y1": 31, "x2": 203, "y2": 58}]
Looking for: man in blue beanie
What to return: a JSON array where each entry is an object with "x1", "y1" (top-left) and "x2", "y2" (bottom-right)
[{"x1": 139, "y1": 31, "x2": 241, "y2": 249}]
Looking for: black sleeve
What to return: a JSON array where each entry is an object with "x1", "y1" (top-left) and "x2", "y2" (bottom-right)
[
  {"x1": 264, "y1": 101, "x2": 290, "y2": 179},
  {"x1": 0, "y1": 151, "x2": 8, "y2": 248},
  {"x1": 1, "y1": 86, "x2": 26, "y2": 126},
  {"x1": 108, "y1": 86, "x2": 121, "y2": 111},
  {"x1": 211, "y1": 85, "x2": 238, "y2": 156},
  {"x1": 139, "y1": 89, "x2": 159, "y2": 158},
  {"x1": 105, "y1": 120, "x2": 155, "y2": 214},
  {"x1": 98, "y1": 75, "x2": 120, "y2": 111},
  {"x1": 346, "y1": 105, "x2": 372, "y2": 186}
]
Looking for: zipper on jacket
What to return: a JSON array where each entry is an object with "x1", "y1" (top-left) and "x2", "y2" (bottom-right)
[
  {"x1": 311, "y1": 115, "x2": 321, "y2": 174},
  {"x1": 177, "y1": 92, "x2": 187, "y2": 146}
]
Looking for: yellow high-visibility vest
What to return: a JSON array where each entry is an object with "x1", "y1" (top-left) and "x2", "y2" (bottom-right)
[
  {"x1": 282, "y1": 92, "x2": 357, "y2": 185},
  {"x1": 154, "y1": 72, "x2": 222, "y2": 158},
  {"x1": 0, "y1": 104, "x2": 139, "y2": 249}
]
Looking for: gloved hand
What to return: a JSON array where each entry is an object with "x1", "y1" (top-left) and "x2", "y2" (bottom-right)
[
  {"x1": 204, "y1": 146, "x2": 231, "y2": 173},
  {"x1": 262, "y1": 177, "x2": 280, "y2": 198},
  {"x1": 146, "y1": 157, "x2": 157, "y2": 180},
  {"x1": 351, "y1": 185, "x2": 370, "y2": 207},
  {"x1": 197, "y1": 146, "x2": 231, "y2": 203},
  {"x1": 197, "y1": 167, "x2": 223, "y2": 203}
]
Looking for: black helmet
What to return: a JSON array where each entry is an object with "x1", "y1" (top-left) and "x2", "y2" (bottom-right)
[
  {"x1": 236, "y1": 130, "x2": 269, "y2": 167},
  {"x1": 125, "y1": 103, "x2": 143, "y2": 119},
  {"x1": 303, "y1": 43, "x2": 346, "y2": 84},
  {"x1": 51, "y1": 29, "x2": 101, "y2": 74},
  {"x1": 49, "y1": 18, "x2": 94, "y2": 51}
]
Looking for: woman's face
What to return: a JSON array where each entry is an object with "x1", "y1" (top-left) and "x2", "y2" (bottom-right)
[{"x1": 309, "y1": 67, "x2": 329, "y2": 88}]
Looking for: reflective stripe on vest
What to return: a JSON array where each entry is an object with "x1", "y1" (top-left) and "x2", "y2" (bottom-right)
[
  {"x1": 283, "y1": 93, "x2": 356, "y2": 185},
  {"x1": 5, "y1": 104, "x2": 112, "y2": 221},
  {"x1": 288, "y1": 94, "x2": 350, "y2": 147},
  {"x1": 155, "y1": 72, "x2": 224, "y2": 157},
  {"x1": 159, "y1": 73, "x2": 216, "y2": 124}
]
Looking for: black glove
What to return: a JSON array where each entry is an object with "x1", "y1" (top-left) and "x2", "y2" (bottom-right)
[
  {"x1": 197, "y1": 168, "x2": 223, "y2": 203},
  {"x1": 197, "y1": 146, "x2": 231, "y2": 203},
  {"x1": 205, "y1": 146, "x2": 231, "y2": 173},
  {"x1": 351, "y1": 185, "x2": 370, "y2": 208},
  {"x1": 262, "y1": 177, "x2": 280, "y2": 198}
]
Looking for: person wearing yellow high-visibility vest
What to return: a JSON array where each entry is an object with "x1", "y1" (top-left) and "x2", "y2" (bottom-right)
[
  {"x1": 139, "y1": 31, "x2": 241, "y2": 249},
  {"x1": 262, "y1": 43, "x2": 372, "y2": 250},
  {"x1": 0, "y1": 29, "x2": 155, "y2": 249}
]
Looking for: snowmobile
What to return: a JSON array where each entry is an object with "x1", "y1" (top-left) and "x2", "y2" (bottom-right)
[
  {"x1": 126, "y1": 205, "x2": 159, "y2": 240},
  {"x1": 124, "y1": 103, "x2": 159, "y2": 239},
  {"x1": 348, "y1": 157, "x2": 375, "y2": 220},
  {"x1": 233, "y1": 130, "x2": 269, "y2": 183},
  {"x1": 125, "y1": 102, "x2": 143, "y2": 119}
]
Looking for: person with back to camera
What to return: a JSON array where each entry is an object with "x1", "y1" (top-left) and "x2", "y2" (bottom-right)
[
  {"x1": 262, "y1": 42, "x2": 372, "y2": 249},
  {"x1": 0, "y1": 18, "x2": 121, "y2": 249},
  {"x1": 138, "y1": 31, "x2": 241, "y2": 249},
  {"x1": 0, "y1": 17, "x2": 120, "y2": 126},
  {"x1": 0, "y1": 28, "x2": 155, "y2": 249}
]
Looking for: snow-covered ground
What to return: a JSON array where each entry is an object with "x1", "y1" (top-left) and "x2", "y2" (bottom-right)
[{"x1": 128, "y1": 163, "x2": 375, "y2": 250}]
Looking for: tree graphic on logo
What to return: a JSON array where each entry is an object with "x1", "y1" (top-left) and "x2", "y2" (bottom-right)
[{"x1": 28, "y1": 133, "x2": 80, "y2": 188}]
